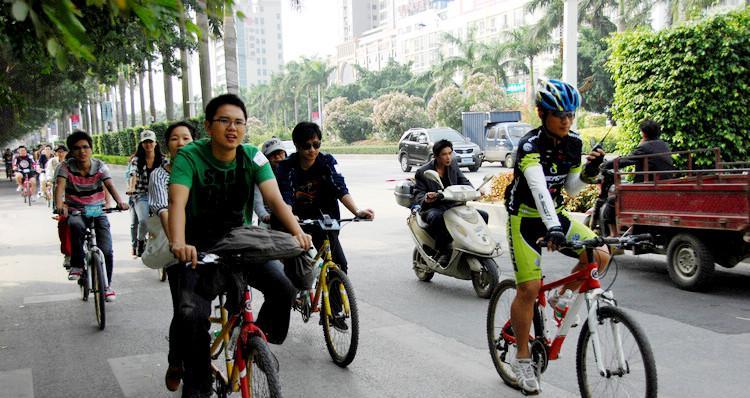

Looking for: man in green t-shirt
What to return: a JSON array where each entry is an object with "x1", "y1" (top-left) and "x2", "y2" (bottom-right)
[{"x1": 168, "y1": 94, "x2": 312, "y2": 397}]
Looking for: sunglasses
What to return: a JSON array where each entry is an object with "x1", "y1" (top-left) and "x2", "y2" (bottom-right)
[
  {"x1": 299, "y1": 141, "x2": 321, "y2": 150},
  {"x1": 71, "y1": 145, "x2": 91, "y2": 151},
  {"x1": 552, "y1": 110, "x2": 576, "y2": 120}
]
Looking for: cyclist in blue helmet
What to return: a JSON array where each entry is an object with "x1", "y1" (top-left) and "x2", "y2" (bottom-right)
[{"x1": 504, "y1": 79, "x2": 609, "y2": 394}]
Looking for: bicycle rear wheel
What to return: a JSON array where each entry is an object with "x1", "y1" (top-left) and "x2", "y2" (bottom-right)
[
  {"x1": 91, "y1": 251, "x2": 107, "y2": 330},
  {"x1": 576, "y1": 305, "x2": 657, "y2": 398},
  {"x1": 486, "y1": 279, "x2": 520, "y2": 389},
  {"x1": 244, "y1": 335, "x2": 282, "y2": 398},
  {"x1": 321, "y1": 267, "x2": 359, "y2": 367}
]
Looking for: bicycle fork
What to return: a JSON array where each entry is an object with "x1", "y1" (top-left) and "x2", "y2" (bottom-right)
[{"x1": 583, "y1": 290, "x2": 628, "y2": 377}]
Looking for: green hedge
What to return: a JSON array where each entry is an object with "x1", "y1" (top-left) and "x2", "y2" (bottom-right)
[
  {"x1": 578, "y1": 126, "x2": 625, "y2": 154},
  {"x1": 93, "y1": 117, "x2": 207, "y2": 156},
  {"x1": 607, "y1": 9, "x2": 750, "y2": 165},
  {"x1": 94, "y1": 154, "x2": 130, "y2": 166},
  {"x1": 325, "y1": 145, "x2": 397, "y2": 154}
]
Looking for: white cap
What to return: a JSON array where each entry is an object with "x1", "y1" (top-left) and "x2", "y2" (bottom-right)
[
  {"x1": 262, "y1": 138, "x2": 286, "y2": 157},
  {"x1": 140, "y1": 129, "x2": 157, "y2": 143}
]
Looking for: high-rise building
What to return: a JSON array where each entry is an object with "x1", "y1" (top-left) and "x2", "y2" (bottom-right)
[{"x1": 212, "y1": 0, "x2": 284, "y2": 89}]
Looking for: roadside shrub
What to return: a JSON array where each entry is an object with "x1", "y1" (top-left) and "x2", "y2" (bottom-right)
[
  {"x1": 427, "y1": 85, "x2": 464, "y2": 131},
  {"x1": 372, "y1": 92, "x2": 429, "y2": 141},
  {"x1": 608, "y1": 9, "x2": 750, "y2": 165}
]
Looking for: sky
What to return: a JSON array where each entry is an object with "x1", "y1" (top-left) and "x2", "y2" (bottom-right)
[{"x1": 281, "y1": 0, "x2": 340, "y2": 61}]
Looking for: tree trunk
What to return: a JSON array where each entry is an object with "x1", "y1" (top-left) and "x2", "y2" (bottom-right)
[
  {"x1": 293, "y1": 95, "x2": 299, "y2": 124},
  {"x1": 617, "y1": 0, "x2": 626, "y2": 32},
  {"x1": 112, "y1": 86, "x2": 120, "y2": 131},
  {"x1": 223, "y1": 9, "x2": 239, "y2": 95},
  {"x1": 180, "y1": 17, "x2": 191, "y2": 118},
  {"x1": 82, "y1": 101, "x2": 90, "y2": 132},
  {"x1": 164, "y1": 72, "x2": 175, "y2": 121},
  {"x1": 118, "y1": 75, "x2": 128, "y2": 129},
  {"x1": 197, "y1": 1, "x2": 213, "y2": 109},
  {"x1": 317, "y1": 84, "x2": 323, "y2": 128},
  {"x1": 147, "y1": 60, "x2": 157, "y2": 123},
  {"x1": 129, "y1": 75, "x2": 136, "y2": 127},
  {"x1": 92, "y1": 93, "x2": 100, "y2": 135},
  {"x1": 306, "y1": 90, "x2": 312, "y2": 121},
  {"x1": 528, "y1": 57, "x2": 536, "y2": 112},
  {"x1": 139, "y1": 70, "x2": 147, "y2": 125}
]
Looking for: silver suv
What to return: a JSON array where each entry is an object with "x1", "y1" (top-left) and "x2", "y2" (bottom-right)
[{"x1": 397, "y1": 127, "x2": 484, "y2": 172}]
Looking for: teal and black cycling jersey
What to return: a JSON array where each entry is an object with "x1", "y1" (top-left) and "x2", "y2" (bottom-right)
[{"x1": 505, "y1": 127, "x2": 585, "y2": 220}]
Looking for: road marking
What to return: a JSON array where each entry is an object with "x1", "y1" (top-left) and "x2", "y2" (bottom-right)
[
  {"x1": 23, "y1": 289, "x2": 131, "y2": 305},
  {"x1": 0, "y1": 368, "x2": 33, "y2": 398},
  {"x1": 108, "y1": 352, "x2": 172, "y2": 398},
  {"x1": 736, "y1": 316, "x2": 750, "y2": 321}
]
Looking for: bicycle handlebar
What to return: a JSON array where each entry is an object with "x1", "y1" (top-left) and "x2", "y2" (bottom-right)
[
  {"x1": 538, "y1": 233, "x2": 653, "y2": 250},
  {"x1": 59, "y1": 207, "x2": 125, "y2": 216}
]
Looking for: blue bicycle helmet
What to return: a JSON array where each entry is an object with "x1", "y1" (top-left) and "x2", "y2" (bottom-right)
[{"x1": 536, "y1": 79, "x2": 581, "y2": 112}]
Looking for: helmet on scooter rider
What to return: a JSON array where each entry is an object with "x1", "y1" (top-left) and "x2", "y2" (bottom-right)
[{"x1": 536, "y1": 79, "x2": 581, "y2": 113}]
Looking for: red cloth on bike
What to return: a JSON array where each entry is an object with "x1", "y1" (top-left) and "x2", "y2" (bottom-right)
[{"x1": 58, "y1": 216, "x2": 72, "y2": 256}]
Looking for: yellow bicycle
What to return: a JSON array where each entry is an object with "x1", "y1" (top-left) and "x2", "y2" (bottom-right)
[{"x1": 294, "y1": 216, "x2": 369, "y2": 367}]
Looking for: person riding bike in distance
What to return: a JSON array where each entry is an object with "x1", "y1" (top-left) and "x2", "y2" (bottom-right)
[
  {"x1": 414, "y1": 139, "x2": 489, "y2": 266},
  {"x1": 168, "y1": 94, "x2": 312, "y2": 398},
  {"x1": 55, "y1": 131, "x2": 129, "y2": 301},
  {"x1": 13, "y1": 145, "x2": 37, "y2": 195},
  {"x1": 505, "y1": 79, "x2": 609, "y2": 395},
  {"x1": 253, "y1": 137, "x2": 287, "y2": 226},
  {"x1": 275, "y1": 121, "x2": 375, "y2": 275}
]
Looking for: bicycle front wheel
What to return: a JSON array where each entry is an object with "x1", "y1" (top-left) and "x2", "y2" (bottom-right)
[
  {"x1": 91, "y1": 251, "x2": 107, "y2": 330},
  {"x1": 244, "y1": 335, "x2": 282, "y2": 398},
  {"x1": 576, "y1": 305, "x2": 657, "y2": 398},
  {"x1": 486, "y1": 279, "x2": 520, "y2": 389},
  {"x1": 321, "y1": 267, "x2": 359, "y2": 367}
]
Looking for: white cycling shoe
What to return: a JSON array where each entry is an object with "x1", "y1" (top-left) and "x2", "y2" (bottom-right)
[{"x1": 512, "y1": 358, "x2": 541, "y2": 395}]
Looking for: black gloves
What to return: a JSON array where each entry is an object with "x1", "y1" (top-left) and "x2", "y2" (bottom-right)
[
  {"x1": 545, "y1": 226, "x2": 567, "y2": 247},
  {"x1": 582, "y1": 154, "x2": 605, "y2": 183}
]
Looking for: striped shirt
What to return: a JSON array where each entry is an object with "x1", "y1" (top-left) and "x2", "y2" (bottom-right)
[
  {"x1": 57, "y1": 158, "x2": 112, "y2": 209},
  {"x1": 148, "y1": 166, "x2": 170, "y2": 216},
  {"x1": 129, "y1": 156, "x2": 166, "y2": 196}
]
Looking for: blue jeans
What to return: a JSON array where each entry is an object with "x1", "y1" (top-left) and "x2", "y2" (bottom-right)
[
  {"x1": 130, "y1": 195, "x2": 149, "y2": 243},
  {"x1": 68, "y1": 214, "x2": 114, "y2": 284}
]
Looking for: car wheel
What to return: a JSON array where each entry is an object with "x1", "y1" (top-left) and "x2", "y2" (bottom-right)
[
  {"x1": 469, "y1": 159, "x2": 482, "y2": 172},
  {"x1": 400, "y1": 154, "x2": 412, "y2": 172},
  {"x1": 504, "y1": 154, "x2": 514, "y2": 169}
]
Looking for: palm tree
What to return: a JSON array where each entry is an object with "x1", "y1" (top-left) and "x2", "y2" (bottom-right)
[
  {"x1": 223, "y1": 7, "x2": 239, "y2": 95},
  {"x1": 129, "y1": 71, "x2": 136, "y2": 127},
  {"x1": 138, "y1": 69, "x2": 147, "y2": 125},
  {"x1": 664, "y1": 0, "x2": 720, "y2": 26},
  {"x1": 477, "y1": 41, "x2": 514, "y2": 87},
  {"x1": 282, "y1": 61, "x2": 304, "y2": 123},
  {"x1": 300, "y1": 58, "x2": 334, "y2": 123},
  {"x1": 503, "y1": 26, "x2": 557, "y2": 109},
  {"x1": 439, "y1": 28, "x2": 485, "y2": 83},
  {"x1": 196, "y1": 0, "x2": 213, "y2": 109},
  {"x1": 118, "y1": 73, "x2": 128, "y2": 129},
  {"x1": 147, "y1": 59, "x2": 157, "y2": 123}
]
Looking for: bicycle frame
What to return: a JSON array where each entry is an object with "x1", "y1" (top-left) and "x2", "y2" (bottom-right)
[
  {"x1": 532, "y1": 254, "x2": 626, "y2": 377},
  {"x1": 307, "y1": 239, "x2": 351, "y2": 318},
  {"x1": 82, "y1": 218, "x2": 108, "y2": 292},
  {"x1": 209, "y1": 286, "x2": 266, "y2": 396}
]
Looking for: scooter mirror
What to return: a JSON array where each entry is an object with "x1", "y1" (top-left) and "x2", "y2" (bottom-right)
[
  {"x1": 423, "y1": 169, "x2": 444, "y2": 190},
  {"x1": 482, "y1": 173, "x2": 494, "y2": 182}
]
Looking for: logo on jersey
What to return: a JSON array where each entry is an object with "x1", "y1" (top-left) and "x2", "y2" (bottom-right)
[
  {"x1": 523, "y1": 143, "x2": 533, "y2": 152},
  {"x1": 550, "y1": 163, "x2": 558, "y2": 174}
]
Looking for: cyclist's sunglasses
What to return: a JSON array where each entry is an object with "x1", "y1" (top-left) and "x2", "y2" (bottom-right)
[
  {"x1": 298, "y1": 141, "x2": 321, "y2": 150},
  {"x1": 552, "y1": 110, "x2": 576, "y2": 120}
]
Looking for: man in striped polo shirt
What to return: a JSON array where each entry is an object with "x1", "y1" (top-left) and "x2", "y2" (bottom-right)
[{"x1": 55, "y1": 131, "x2": 129, "y2": 301}]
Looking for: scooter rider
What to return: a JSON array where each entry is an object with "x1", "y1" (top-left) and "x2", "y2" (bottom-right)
[
  {"x1": 414, "y1": 139, "x2": 488, "y2": 266},
  {"x1": 506, "y1": 79, "x2": 609, "y2": 395}
]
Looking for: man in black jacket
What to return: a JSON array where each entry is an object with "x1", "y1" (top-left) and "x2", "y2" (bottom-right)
[
  {"x1": 414, "y1": 139, "x2": 487, "y2": 265},
  {"x1": 602, "y1": 119, "x2": 674, "y2": 234}
]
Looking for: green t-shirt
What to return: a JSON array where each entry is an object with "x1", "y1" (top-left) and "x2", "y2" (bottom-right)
[{"x1": 170, "y1": 138, "x2": 275, "y2": 249}]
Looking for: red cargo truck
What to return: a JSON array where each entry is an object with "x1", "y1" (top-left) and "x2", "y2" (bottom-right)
[{"x1": 613, "y1": 148, "x2": 750, "y2": 290}]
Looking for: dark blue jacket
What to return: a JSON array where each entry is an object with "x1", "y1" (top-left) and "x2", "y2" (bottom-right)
[{"x1": 276, "y1": 152, "x2": 350, "y2": 220}]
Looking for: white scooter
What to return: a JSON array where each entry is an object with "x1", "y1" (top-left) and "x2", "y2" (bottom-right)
[{"x1": 395, "y1": 170, "x2": 503, "y2": 298}]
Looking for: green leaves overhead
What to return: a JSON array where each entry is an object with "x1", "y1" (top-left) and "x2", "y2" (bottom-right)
[{"x1": 607, "y1": 9, "x2": 750, "y2": 165}]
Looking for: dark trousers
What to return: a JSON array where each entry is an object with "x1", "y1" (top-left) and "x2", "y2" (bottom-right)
[
  {"x1": 423, "y1": 207, "x2": 489, "y2": 251},
  {"x1": 307, "y1": 228, "x2": 348, "y2": 274},
  {"x1": 68, "y1": 214, "x2": 114, "y2": 284},
  {"x1": 166, "y1": 260, "x2": 296, "y2": 397}
]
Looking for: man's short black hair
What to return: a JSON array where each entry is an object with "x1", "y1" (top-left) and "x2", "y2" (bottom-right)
[
  {"x1": 66, "y1": 130, "x2": 92, "y2": 150},
  {"x1": 292, "y1": 122, "x2": 322, "y2": 147},
  {"x1": 432, "y1": 139, "x2": 453, "y2": 157},
  {"x1": 18, "y1": 145, "x2": 26, "y2": 150},
  {"x1": 640, "y1": 119, "x2": 661, "y2": 140},
  {"x1": 205, "y1": 94, "x2": 247, "y2": 122}
]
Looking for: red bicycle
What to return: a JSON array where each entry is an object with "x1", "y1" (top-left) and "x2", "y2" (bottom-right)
[
  {"x1": 20, "y1": 170, "x2": 34, "y2": 206},
  {"x1": 202, "y1": 253, "x2": 283, "y2": 398},
  {"x1": 487, "y1": 234, "x2": 658, "y2": 397}
]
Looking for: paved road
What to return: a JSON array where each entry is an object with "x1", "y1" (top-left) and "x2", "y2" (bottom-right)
[{"x1": 1, "y1": 155, "x2": 749, "y2": 397}]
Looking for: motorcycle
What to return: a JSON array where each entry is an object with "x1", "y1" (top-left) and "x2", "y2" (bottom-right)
[
  {"x1": 583, "y1": 165, "x2": 616, "y2": 237},
  {"x1": 395, "y1": 170, "x2": 502, "y2": 298}
]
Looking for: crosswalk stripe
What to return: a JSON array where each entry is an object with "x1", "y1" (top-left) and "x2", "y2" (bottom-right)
[
  {"x1": 0, "y1": 368, "x2": 33, "y2": 398},
  {"x1": 108, "y1": 353, "x2": 174, "y2": 398}
]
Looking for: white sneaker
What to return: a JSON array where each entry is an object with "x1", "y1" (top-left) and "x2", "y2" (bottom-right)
[
  {"x1": 16, "y1": 186, "x2": 21, "y2": 192},
  {"x1": 511, "y1": 358, "x2": 541, "y2": 395}
]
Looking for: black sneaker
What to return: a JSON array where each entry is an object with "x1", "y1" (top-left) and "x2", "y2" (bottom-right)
[
  {"x1": 436, "y1": 253, "x2": 450, "y2": 267},
  {"x1": 331, "y1": 314, "x2": 349, "y2": 331},
  {"x1": 136, "y1": 240, "x2": 145, "y2": 257}
]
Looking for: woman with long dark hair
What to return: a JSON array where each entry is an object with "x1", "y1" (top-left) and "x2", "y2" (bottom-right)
[
  {"x1": 127, "y1": 130, "x2": 165, "y2": 256},
  {"x1": 147, "y1": 121, "x2": 196, "y2": 392}
]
